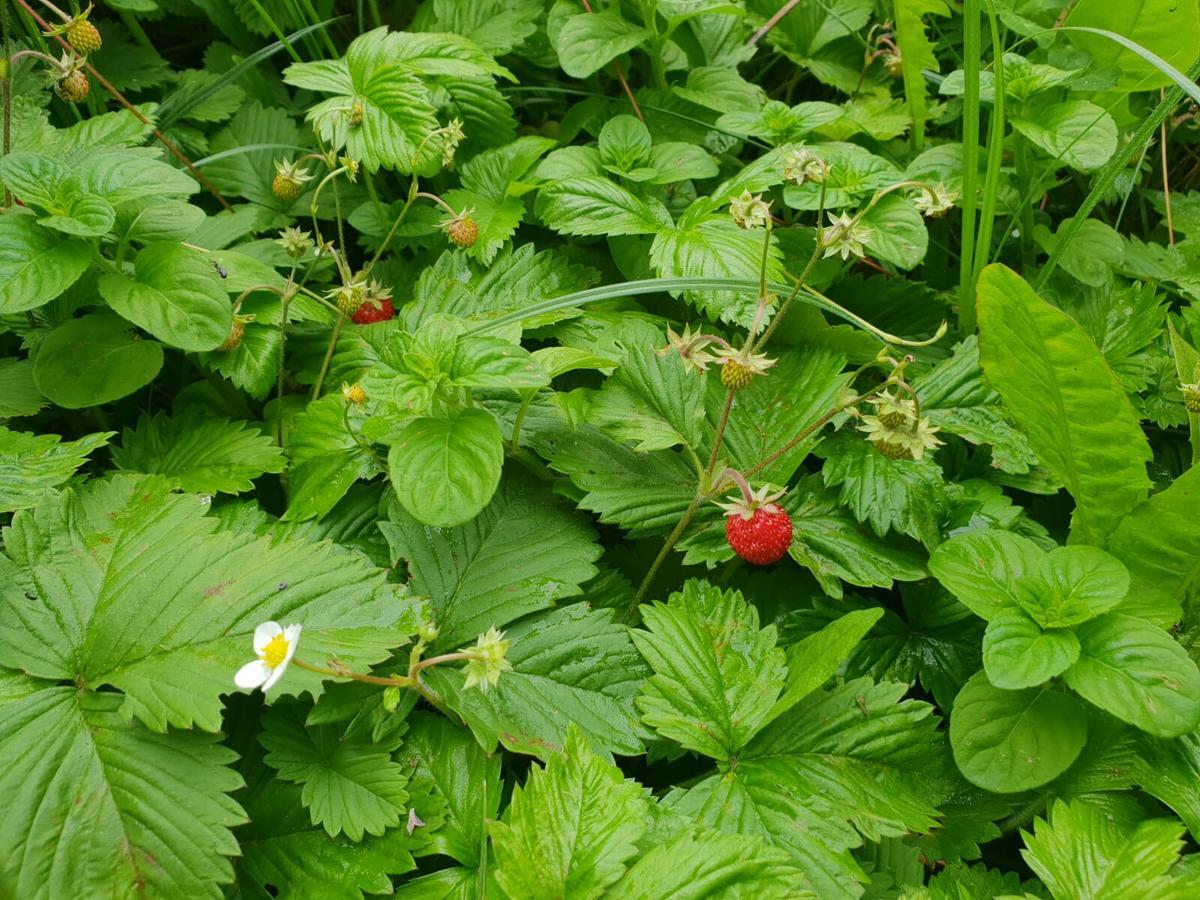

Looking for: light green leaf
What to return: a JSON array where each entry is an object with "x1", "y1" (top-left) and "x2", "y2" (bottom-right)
[
  {"x1": 114, "y1": 199, "x2": 208, "y2": 244},
  {"x1": 977, "y1": 265, "x2": 1152, "y2": 545},
  {"x1": 1168, "y1": 323, "x2": 1200, "y2": 465},
  {"x1": 284, "y1": 395, "x2": 384, "y2": 522},
  {"x1": 1011, "y1": 100, "x2": 1118, "y2": 172},
  {"x1": 599, "y1": 114, "x2": 652, "y2": 172},
  {"x1": 929, "y1": 529, "x2": 1044, "y2": 620},
  {"x1": 441, "y1": 188, "x2": 524, "y2": 265},
  {"x1": 1021, "y1": 799, "x2": 1190, "y2": 900},
  {"x1": 447, "y1": 335, "x2": 549, "y2": 391},
  {"x1": 860, "y1": 194, "x2": 929, "y2": 269},
  {"x1": 633, "y1": 580, "x2": 786, "y2": 760},
  {"x1": 593, "y1": 322, "x2": 706, "y2": 452},
  {"x1": 1064, "y1": 613, "x2": 1200, "y2": 737},
  {"x1": 1135, "y1": 732, "x2": 1200, "y2": 840},
  {"x1": 1105, "y1": 462, "x2": 1200, "y2": 625},
  {"x1": 37, "y1": 183, "x2": 116, "y2": 238},
  {"x1": 378, "y1": 474, "x2": 600, "y2": 648},
  {"x1": 405, "y1": 713, "x2": 500, "y2": 866},
  {"x1": 982, "y1": 609, "x2": 1080, "y2": 689},
  {"x1": 111, "y1": 412, "x2": 285, "y2": 494},
  {"x1": 0, "y1": 475, "x2": 416, "y2": 732},
  {"x1": 425, "y1": 604, "x2": 647, "y2": 758},
  {"x1": 892, "y1": 0, "x2": 950, "y2": 148},
  {"x1": 550, "y1": 3, "x2": 651, "y2": 79},
  {"x1": 99, "y1": 242, "x2": 232, "y2": 351},
  {"x1": 950, "y1": 671, "x2": 1088, "y2": 792},
  {"x1": 0, "y1": 427, "x2": 113, "y2": 512},
  {"x1": 386, "y1": 408, "x2": 503, "y2": 528},
  {"x1": 491, "y1": 727, "x2": 647, "y2": 900},
  {"x1": 1065, "y1": 0, "x2": 1200, "y2": 92},
  {"x1": 32, "y1": 313, "x2": 164, "y2": 409},
  {"x1": 0, "y1": 213, "x2": 92, "y2": 313},
  {"x1": 0, "y1": 359, "x2": 47, "y2": 419},
  {"x1": 607, "y1": 828, "x2": 808, "y2": 900},
  {"x1": 0, "y1": 675, "x2": 244, "y2": 900},
  {"x1": 1015, "y1": 545, "x2": 1129, "y2": 628},
  {"x1": 535, "y1": 175, "x2": 671, "y2": 236},
  {"x1": 260, "y1": 705, "x2": 409, "y2": 841}
]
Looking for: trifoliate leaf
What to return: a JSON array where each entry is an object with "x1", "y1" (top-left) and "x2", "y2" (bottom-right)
[
  {"x1": 491, "y1": 727, "x2": 648, "y2": 900},
  {"x1": 1021, "y1": 799, "x2": 1190, "y2": 899},
  {"x1": 633, "y1": 580, "x2": 786, "y2": 760},
  {"x1": 260, "y1": 705, "x2": 409, "y2": 840},
  {"x1": 0, "y1": 673, "x2": 244, "y2": 899},
  {"x1": 0, "y1": 475, "x2": 417, "y2": 732},
  {"x1": 425, "y1": 604, "x2": 647, "y2": 759},
  {"x1": 112, "y1": 412, "x2": 285, "y2": 494},
  {"x1": 379, "y1": 472, "x2": 601, "y2": 648},
  {"x1": 0, "y1": 426, "x2": 112, "y2": 512}
]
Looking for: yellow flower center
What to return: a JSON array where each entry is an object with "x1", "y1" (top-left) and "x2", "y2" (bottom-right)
[{"x1": 262, "y1": 633, "x2": 290, "y2": 668}]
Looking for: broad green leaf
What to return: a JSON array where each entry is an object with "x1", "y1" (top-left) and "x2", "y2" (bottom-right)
[
  {"x1": 0, "y1": 359, "x2": 46, "y2": 419},
  {"x1": 0, "y1": 213, "x2": 92, "y2": 313},
  {"x1": 0, "y1": 427, "x2": 113, "y2": 513},
  {"x1": 111, "y1": 412, "x2": 284, "y2": 494},
  {"x1": 98, "y1": 242, "x2": 232, "y2": 351},
  {"x1": 440, "y1": 188, "x2": 524, "y2": 265},
  {"x1": 1169, "y1": 323, "x2": 1200, "y2": 464},
  {"x1": 1065, "y1": 0, "x2": 1200, "y2": 92},
  {"x1": 113, "y1": 199, "x2": 207, "y2": 244},
  {"x1": 860, "y1": 194, "x2": 929, "y2": 269},
  {"x1": 0, "y1": 674, "x2": 243, "y2": 899},
  {"x1": 976, "y1": 265, "x2": 1151, "y2": 545},
  {"x1": 37, "y1": 182, "x2": 116, "y2": 237},
  {"x1": 981, "y1": 609, "x2": 1080, "y2": 689},
  {"x1": 1064, "y1": 613, "x2": 1200, "y2": 737},
  {"x1": 816, "y1": 432, "x2": 948, "y2": 548},
  {"x1": 649, "y1": 203, "x2": 787, "y2": 326},
  {"x1": 593, "y1": 321, "x2": 706, "y2": 451},
  {"x1": 929, "y1": 529, "x2": 1044, "y2": 620},
  {"x1": 405, "y1": 713, "x2": 500, "y2": 866},
  {"x1": 378, "y1": 474, "x2": 600, "y2": 648},
  {"x1": 491, "y1": 727, "x2": 648, "y2": 900},
  {"x1": 950, "y1": 671, "x2": 1088, "y2": 792},
  {"x1": 550, "y1": 3, "x2": 651, "y2": 79},
  {"x1": 260, "y1": 705, "x2": 409, "y2": 841},
  {"x1": 0, "y1": 475, "x2": 416, "y2": 732},
  {"x1": 535, "y1": 175, "x2": 671, "y2": 236},
  {"x1": 284, "y1": 395, "x2": 385, "y2": 523},
  {"x1": 633, "y1": 580, "x2": 786, "y2": 760},
  {"x1": 1014, "y1": 546, "x2": 1129, "y2": 628},
  {"x1": 447, "y1": 335, "x2": 549, "y2": 390},
  {"x1": 767, "y1": 608, "x2": 885, "y2": 723},
  {"x1": 545, "y1": 425, "x2": 696, "y2": 537},
  {"x1": 599, "y1": 114, "x2": 653, "y2": 172},
  {"x1": 607, "y1": 828, "x2": 808, "y2": 900},
  {"x1": 1011, "y1": 100, "x2": 1118, "y2": 172},
  {"x1": 425, "y1": 604, "x2": 647, "y2": 758},
  {"x1": 32, "y1": 313, "x2": 164, "y2": 409},
  {"x1": 1135, "y1": 732, "x2": 1200, "y2": 840},
  {"x1": 1021, "y1": 799, "x2": 1190, "y2": 900},
  {"x1": 387, "y1": 408, "x2": 504, "y2": 527},
  {"x1": 674, "y1": 678, "x2": 943, "y2": 898},
  {"x1": 77, "y1": 149, "x2": 199, "y2": 203},
  {"x1": 1105, "y1": 462, "x2": 1200, "y2": 625}
]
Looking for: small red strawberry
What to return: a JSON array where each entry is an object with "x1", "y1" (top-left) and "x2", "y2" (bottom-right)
[
  {"x1": 352, "y1": 296, "x2": 394, "y2": 325},
  {"x1": 718, "y1": 482, "x2": 793, "y2": 565}
]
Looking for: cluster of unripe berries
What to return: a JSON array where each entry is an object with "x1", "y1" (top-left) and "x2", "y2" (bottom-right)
[{"x1": 50, "y1": 11, "x2": 101, "y2": 103}]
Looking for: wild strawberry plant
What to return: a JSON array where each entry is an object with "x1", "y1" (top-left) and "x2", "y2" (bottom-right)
[{"x1": 2, "y1": 0, "x2": 1200, "y2": 897}]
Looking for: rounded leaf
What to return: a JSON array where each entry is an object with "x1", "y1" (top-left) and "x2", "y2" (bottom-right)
[
  {"x1": 387, "y1": 408, "x2": 503, "y2": 527},
  {"x1": 950, "y1": 671, "x2": 1087, "y2": 792},
  {"x1": 33, "y1": 313, "x2": 164, "y2": 409},
  {"x1": 0, "y1": 213, "x2": 92, "y2": 313},
  {"x1": 982, "y1": 610, "x2": 1080, "y2": 689}
]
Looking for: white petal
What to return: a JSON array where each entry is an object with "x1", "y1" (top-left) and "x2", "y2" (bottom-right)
[
  {"x1": 262, "y1": 661, "x2": 289, "y2": 692},
  {"x1": 235, "y1": 659, "x2": 271, "y2": 689},
  {"x1": 253, "y1": 621, "x2": 283, "y2": 654},
  {"x1": 281, "y1": 624, "x2": 303, "y2": 664}
]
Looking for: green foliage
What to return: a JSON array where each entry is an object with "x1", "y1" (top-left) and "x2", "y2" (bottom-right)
[{"x1": 3, "y1": 3, "x2": 1199, "y2": 897}]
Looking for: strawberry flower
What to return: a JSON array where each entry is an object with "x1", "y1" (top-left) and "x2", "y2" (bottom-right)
[{"x1": 235, "y1": 621, "x2": 302, "y2": 692}]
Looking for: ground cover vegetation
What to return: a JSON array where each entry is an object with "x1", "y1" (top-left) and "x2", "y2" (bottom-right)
[{"x1": 2, "y1": 0, "x2": 1200, "y2": 897}]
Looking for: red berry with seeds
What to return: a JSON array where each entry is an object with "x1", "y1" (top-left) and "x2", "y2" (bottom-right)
[
  {"x1": 718, "y1": 483, "x2": 793, "y2": 565},
  {"x1": 352, "y1": 297, "x2": 394, "y2": 325}
]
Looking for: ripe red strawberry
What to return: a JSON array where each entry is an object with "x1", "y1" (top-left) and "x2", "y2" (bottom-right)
[
  {"x1": 352, "y1": 297, "x2": 394, "y2": 325},
  {"x1": 718, "y1": 483, "x2": 793, "y2": 565}
]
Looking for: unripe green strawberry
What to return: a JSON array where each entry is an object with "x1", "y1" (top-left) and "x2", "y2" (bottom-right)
[
  {"x1": 272, "y1": 172, "x2": 302, "y2": 202},
  {"x1": 874, "y1": 439, "x2": 914, "y2": 460},
  {"x1": 1184, "y1": 386, "x2": 1200, "y2": 414},
  {"x1": 336, "y1": 286, "x2": 365, "y2": 316},
  {"x1": 447, "y1": 215, "x2": 478, "y2": 248},
  {"x1": 877, "y1": 409, "x2": 911, "y2": 429},
  {"x1": 67, "y1": 17, "x2": 102, "y2": 55},
  {"x1": 720, "y1": 358, "x2": 755, "y2": 391},
  {"x1": 55, "y1": 69, "x2": 90, "y2": 103},
  {"x1": 347, "y1": 101, "x2": 363, "y2": 126}
]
